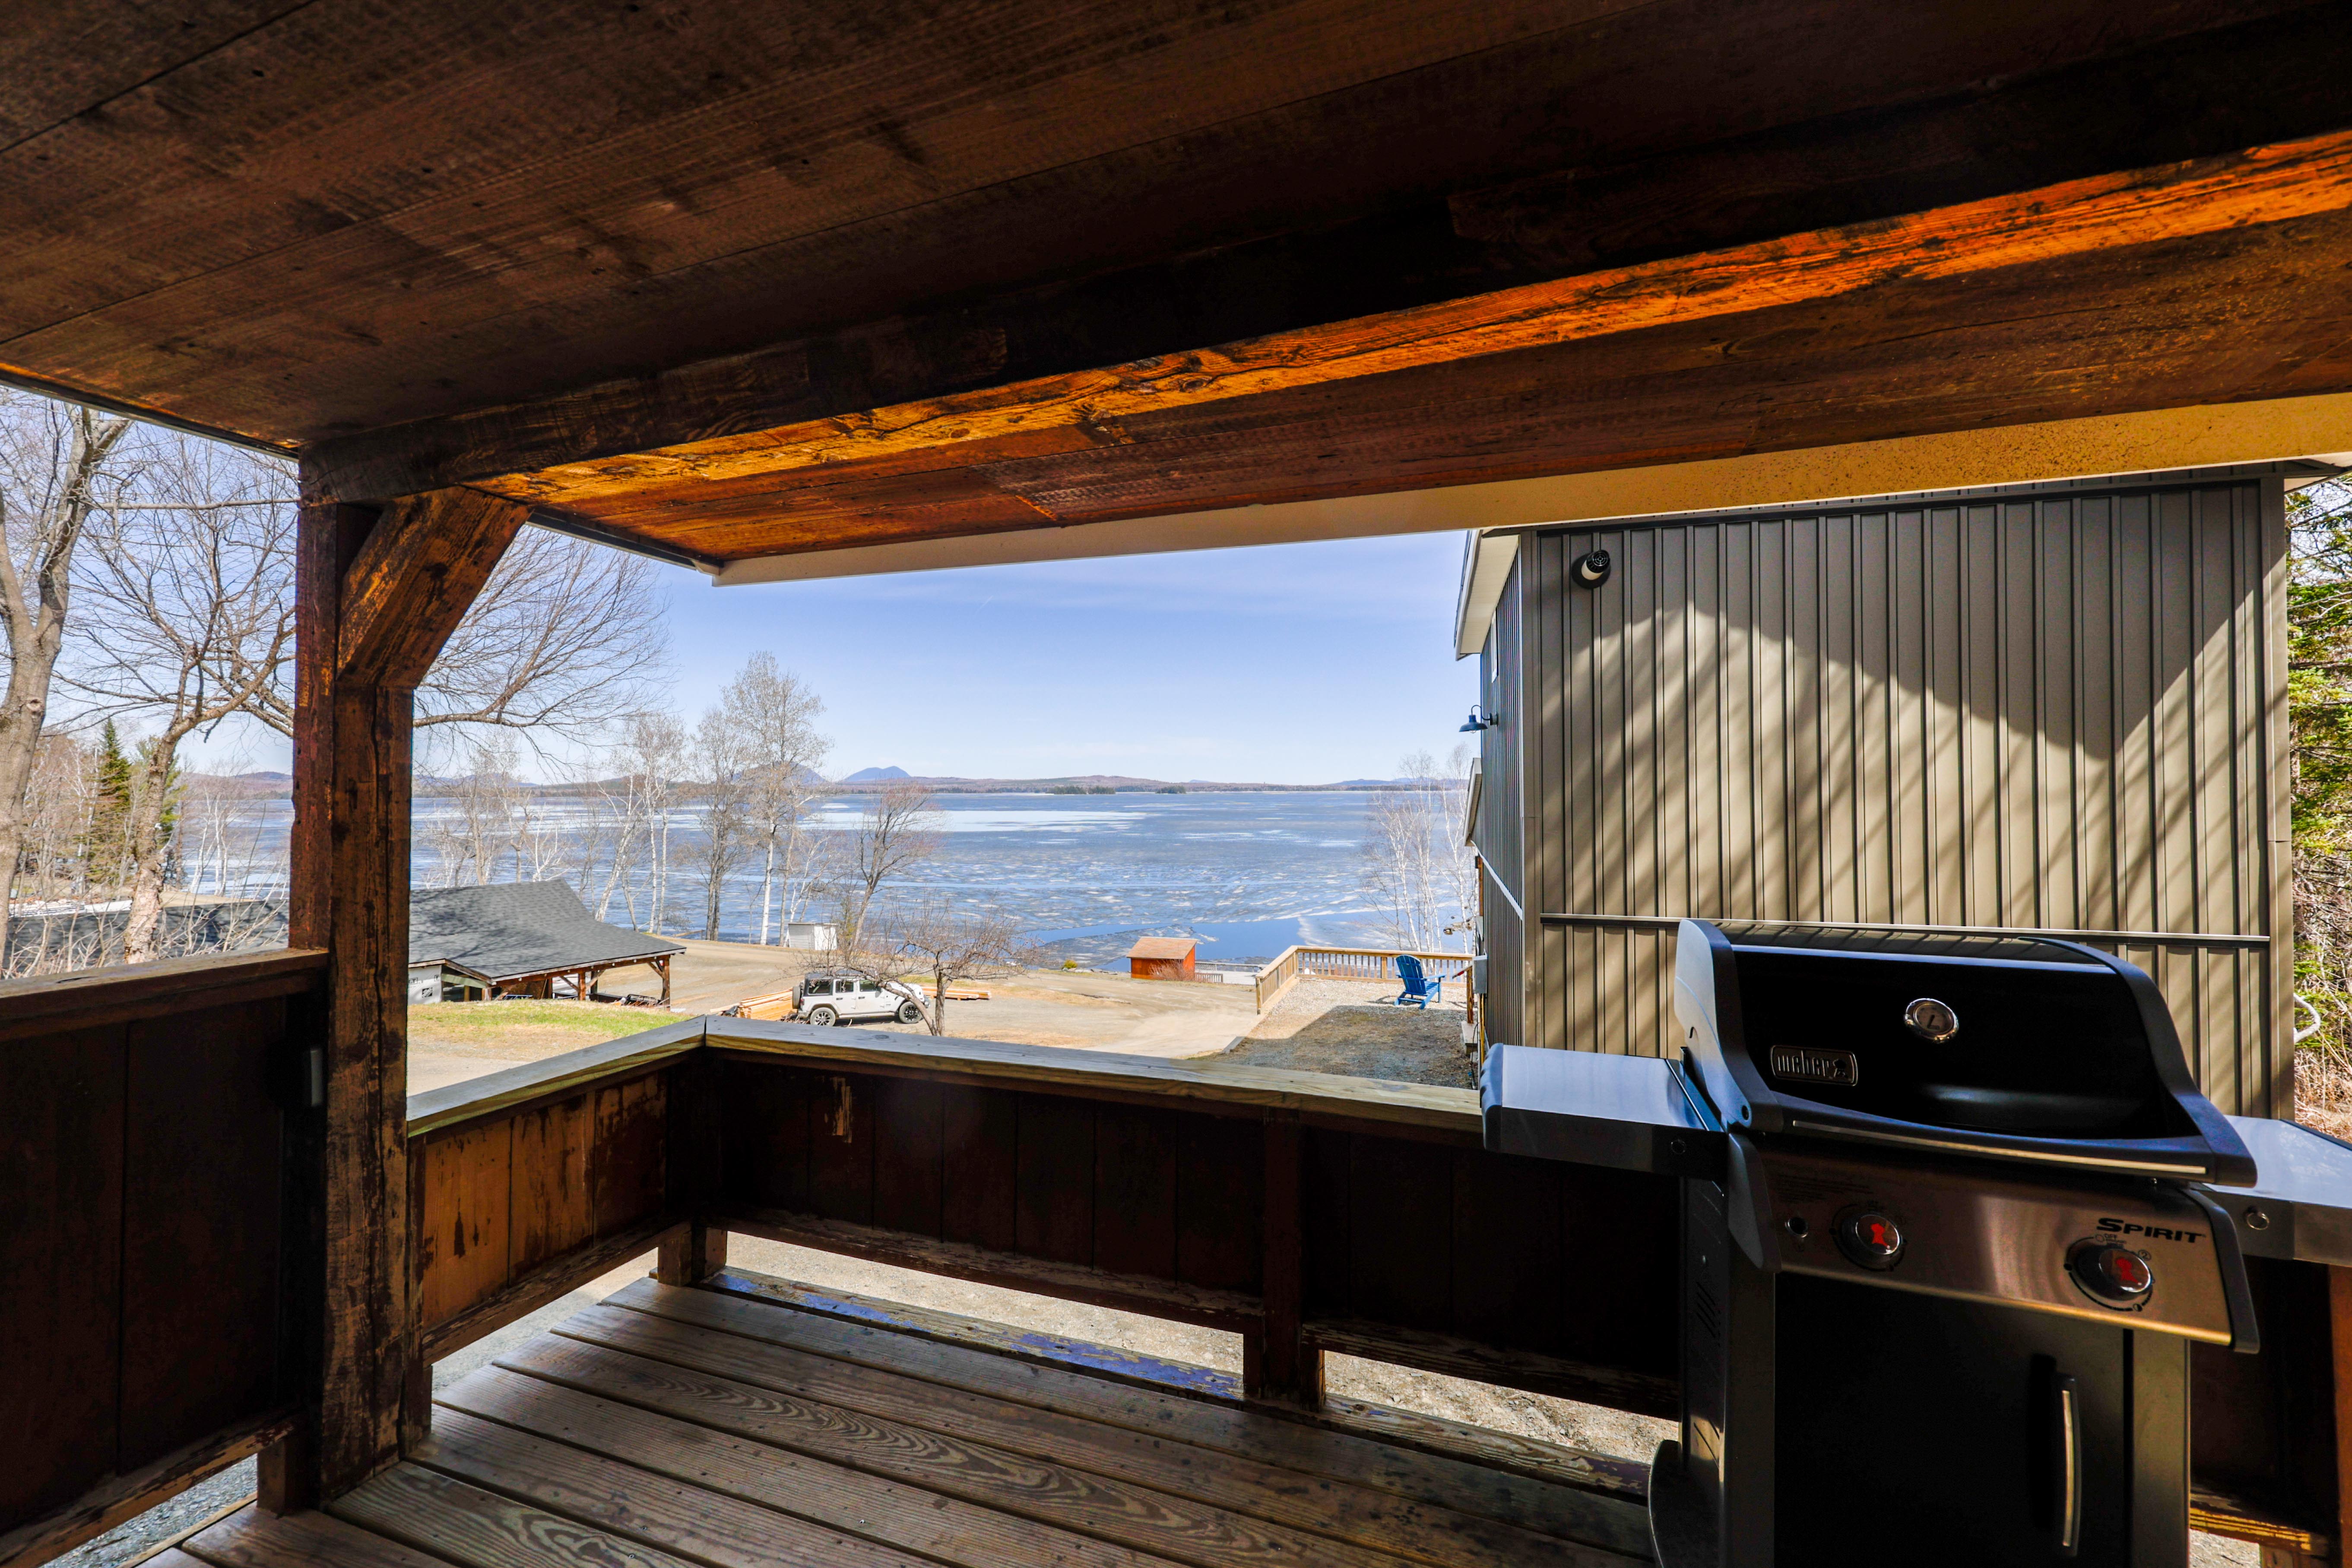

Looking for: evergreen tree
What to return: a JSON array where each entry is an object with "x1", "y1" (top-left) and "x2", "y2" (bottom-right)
[{"x1": 82, "y1": 720, "x2": 132, "y2": 889}]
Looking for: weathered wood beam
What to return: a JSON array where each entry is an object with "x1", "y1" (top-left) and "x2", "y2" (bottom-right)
[
  {"x1": 337, "y1": 488, "x2": 528, "y2": 684},
  {"x1": 266, "y1": 485, "x2": 527, "y2": 1511},
  {"x1": 300, "y1": 4, "x2": 2352, "y2": 508},
  {"x1": 469, "y1": 128, "x2": 2352, "y2": 519}
]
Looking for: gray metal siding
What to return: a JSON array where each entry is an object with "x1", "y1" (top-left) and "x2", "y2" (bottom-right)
[
  {"x1": 1475, "y1": 554, "x2": 1529, "y2": 1049},
  {"x1": 1506, "y1": 475, "x2": 2292, "y2": 1115}
]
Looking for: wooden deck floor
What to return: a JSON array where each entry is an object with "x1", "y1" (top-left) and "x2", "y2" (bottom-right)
[{"x1": 155, "y1": 1278, "x2": 1653, "y2": 1568}]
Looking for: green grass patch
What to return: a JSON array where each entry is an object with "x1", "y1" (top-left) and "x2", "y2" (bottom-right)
[{"x1": 407, "y1": 998, "x2": 679, "y2": 1045}]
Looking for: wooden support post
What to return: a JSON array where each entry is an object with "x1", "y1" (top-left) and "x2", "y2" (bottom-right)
[
  {"x1": 1248, "y1": 1113, "x2": 1320, "y2": 1407},
  {"x1": 658, "y1": 953, "x2": 672, "y2": 1008},
  {"x1": 2333, "y1": 1267, "x2": 2352, "y2": 1568},
  {"x1": 659, "y1": 1052, "x2": 727, "y2": 1286},
  {"x1": 262, "y1": 485, "x2": 527, "y2": 1510}
]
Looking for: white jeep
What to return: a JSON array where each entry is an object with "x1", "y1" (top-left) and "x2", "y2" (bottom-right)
[{"x1": 795, "y1": 970, "x2": 923, "y2": 1026}]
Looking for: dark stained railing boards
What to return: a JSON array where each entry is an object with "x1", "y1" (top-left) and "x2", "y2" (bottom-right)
[
  {"x1": 0, "y1": 948, "x2": 327, "y2": 1568},
  {"x1": 406, "y1": 1016, "x2": 1678, "y2": 1418}
]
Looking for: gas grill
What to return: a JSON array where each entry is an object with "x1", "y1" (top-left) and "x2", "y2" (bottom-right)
[{"x1": 1481, "y1": 920, "x2": 2263, "y2": 1568}]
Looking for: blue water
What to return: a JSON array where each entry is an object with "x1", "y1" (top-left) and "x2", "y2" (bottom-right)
[{"x1": 201, "y1": 790, "x2": 1429, "y2": 966}]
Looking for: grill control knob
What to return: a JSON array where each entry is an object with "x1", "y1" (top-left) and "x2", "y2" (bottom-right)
[
  {"x1": 1835, "y1": 1209, "x2": 1905, "y2": 1271},
  {"x1": 2068, "y1": 1240, "x2": 2155, "y2": 1307}
]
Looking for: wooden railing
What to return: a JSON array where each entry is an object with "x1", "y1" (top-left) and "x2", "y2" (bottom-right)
[
  {"x1": 0, "y1": 948, "x2": 327, "y2": 1568},
  {"x1": 1252, "y1": 945, "x2": 1472, "y2": 1010},
  {"x1": 399, "y1": 1016, "x2": 2352, "y2": 1563}
]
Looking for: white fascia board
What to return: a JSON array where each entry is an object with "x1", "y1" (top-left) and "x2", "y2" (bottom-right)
[
  {"x1": 710, "y1": 390, "x2": 2352, "y2": 589},
  {"x1": 1453, "y1": 531, "x2": 1519, "y2": 659}
]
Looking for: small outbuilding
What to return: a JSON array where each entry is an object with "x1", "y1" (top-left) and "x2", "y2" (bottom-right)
[
  {"x1": 409, "y1": 880, "x2": 686, "y2": 1004},
  {"x1": 1125, "y1": 936, "x2": 1197, "y2": 981}
]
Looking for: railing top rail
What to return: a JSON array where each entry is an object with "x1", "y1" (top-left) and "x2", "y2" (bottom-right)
[
  {"x1": 406, "y1": 1015, "x2": 707, "y2": 1136},
  {"x1": 0, "y1": 945, "x2": 328, "y2": 1039},
  {"x1": 705, "y1": 1017, "x2": 1480, "y2": 1135}
]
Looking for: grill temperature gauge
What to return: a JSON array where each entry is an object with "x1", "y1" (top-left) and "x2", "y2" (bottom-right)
[{"x1": 2068, "y1": 1239, "x2": 2155, "y2": 1307}]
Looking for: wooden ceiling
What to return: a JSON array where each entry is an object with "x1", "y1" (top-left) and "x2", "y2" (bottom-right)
[{"x1": 8, "y1": 0, "x2": 2352, "y2": 569}]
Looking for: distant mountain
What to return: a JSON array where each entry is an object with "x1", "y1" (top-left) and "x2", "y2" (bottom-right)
[{"x1": 840, "y1": 765, "x2": 912, "y2": 783}]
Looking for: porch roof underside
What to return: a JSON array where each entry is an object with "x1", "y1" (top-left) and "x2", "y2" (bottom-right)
[{"x1": 10, "y1": 1, "x2": 2352, "y2": 580}]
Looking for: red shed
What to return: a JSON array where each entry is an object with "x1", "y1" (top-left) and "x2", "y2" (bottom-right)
[{"x1": 1125, "y1": 936, "x2": 1198, "y2": 980}]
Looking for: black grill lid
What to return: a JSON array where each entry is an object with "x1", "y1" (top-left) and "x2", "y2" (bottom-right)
[{"x1": 1674, "y1": 919, "x2": 2256, "y2": 1184}]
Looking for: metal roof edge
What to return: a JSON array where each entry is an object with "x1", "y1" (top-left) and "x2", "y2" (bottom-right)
[{"x1": 1453, "y1": 531, "x2": 1518, "y2": 659}]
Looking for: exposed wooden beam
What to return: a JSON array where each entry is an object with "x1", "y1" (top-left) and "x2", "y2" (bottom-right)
[
  {"x1": 475, "y1": 128, "x2": 2352, "y2": 525},
  {"x1": 269, "y1": 484, "x2": 527, "y2": 1510},
  {"x1": 337, "y1": 488, "x2": 528, "y2": 685},
  {"x1": 302, "y1": 5, "x2": 2352, "y2": 504}
]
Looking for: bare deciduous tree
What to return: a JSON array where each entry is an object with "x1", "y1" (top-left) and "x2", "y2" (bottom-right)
[
  {"x1": 834, "y1": 780, "x2": 941, "y2": 949},
  {"x1": 241, "y1": 522, "x2": 673, "y2": 763},
  {"x1": 838, "y1": 899, "x2": 1026, "y2": 1036},
  {"x1": 60, "y1": 437, "x2": 296, "y2": 962},
  {"x1": 0, "y1": 393, "x2": 131, "y2": 964},
  {"x1": 687, "y1": 707, "x2": 756, "y2": 939},
  {"x1": 719, "y1": 653, "x2": 829, "y2": 943},
  {"x1": 1358, "y1": 745, "x2": 1474, "y2": 952},
  {"x1": 624, "y1": 712, "x2": 689, "y2": 934}
]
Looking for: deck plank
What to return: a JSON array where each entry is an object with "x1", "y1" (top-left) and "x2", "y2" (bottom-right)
[
  {"x1": 536, "y1": 1310, "x2": 1641, "y2": 1568},
  {"x1": 497, "y1": 1331, "x2": 1447, "y2": 1568},
  {"x1": 183, "y1": 1503, "x2": 453, "y2": 1568},
  {"x1": 583, "y1": 1289, "x2": 1645, "y2": 1565},
  {"x1": 667, "y1": 1274, "x2": 1652, "y2": 1537},
  {"x1": 329, "y1": 1464, "x2": 701, "y2": 1568},
  {"x1": 412, "y1": 1405, "x2": 940, "y2": 1568},
  {"x1": 140, "y1": 1552, "x2": 216, "y2": 1568},
  {"x1": 436, "y1": 1368, "x2": 1180, "y2": 1568}
]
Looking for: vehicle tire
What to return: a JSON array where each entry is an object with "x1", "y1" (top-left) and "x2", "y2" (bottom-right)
[
  {"x1": 807, "y1": 1005, "x2": 837, "y2": 1026},
  {"x1": 897, "y1": 1001, "x2": 922, "y2": 1023}
]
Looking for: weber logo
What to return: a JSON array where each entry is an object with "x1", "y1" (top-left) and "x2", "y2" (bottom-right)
[
  {"x1": 2098, "y1": 1218, "x2": 2203, "y2": 1245},
  {"x1": 1770, "y1": 1045, "x2": 1859, "y2": 1087}
]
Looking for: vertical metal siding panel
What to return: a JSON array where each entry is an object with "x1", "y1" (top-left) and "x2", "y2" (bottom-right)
[
  {"x1": 1927, "y1": 508, "x2": 1966, "y2": 924},
  {"x1": 1753, "y1": 520, "x2": 1789, "y2": 919},
  {"x1": 1961, "y1": 504, "x2": 2001, "y2": 925},
  {"x1": 1594, "y1": 529, "x2": 1628, "y2": 1052},
  {"x1": 1892, "y1": 510, "x2": 1929, "y2": 922},
  {"x1": 2259, "y1": 476, "x2": 2295, "y2": 1117},
  {"x1": 2078, "y1": 496, "x2": 2118, "y2": 933},
  {"x1": 1722, "y1": 525, "x2": 1756, "y2": 915},
  {"x1": 2001, "y1": 501, "x2": 2038, "y2": 926},
  {"x1": 2039, "y1": 500, "x2": 2080, "y2": 930},
  {"x1": 1856, "y1": 512, "x2": 1892, "y2": 922},
  {"x1": 1625, "y1": 527, "x2": 1661, "y2": 1056},
  {"x1": 1819, "y1": 515, "x2": 1858, "y2": 921},
  {"x1": 1544, "y1": 534, "x2": 1574, "y2": 1049},
  {"x1": 1693, "y1": 527, "x2": 1725, "y2": 925},
  {"x1": 2116, "y1": 493, "x2": 2158, "y2": 935}
]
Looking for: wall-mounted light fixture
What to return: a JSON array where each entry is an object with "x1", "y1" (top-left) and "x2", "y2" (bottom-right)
[
  {"x1": 1574, "y1": 548, "x2": 1612, "y2": 588},
  {"x1": 1459, "y1": 704, "x2": 1501, "y2": 732}
]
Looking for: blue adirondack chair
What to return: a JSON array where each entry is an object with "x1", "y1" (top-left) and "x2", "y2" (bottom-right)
[{"x1": 1393, "y1": 954, "x2": 1442, "y2": 1009}]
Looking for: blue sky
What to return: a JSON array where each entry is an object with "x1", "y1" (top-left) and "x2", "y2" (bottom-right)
[{"x1": 187, "y1": 530, "x2": 1479, "y2": 785}]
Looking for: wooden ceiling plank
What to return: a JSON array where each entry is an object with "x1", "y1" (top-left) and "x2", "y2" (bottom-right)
[
  {"x1": 301, "y1": 3, "x2": 2352, "y2": 500},
  {"x1": 0, "y1": 0, "x2": 1616, "y2": 348},
  {"x1": 9, "y1": 1, "x2": 2314, "y2": 446},
  {"x1": 482, "y1": 130, "x2": 2352, "y2": 512},
  {"x1": 0, "y1": 0, "x2": 307, "y2": 149}
]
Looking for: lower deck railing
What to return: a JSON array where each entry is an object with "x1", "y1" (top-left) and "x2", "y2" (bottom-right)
[{"x1": 1252, "y1": 945, "x2": 1473, "y2": 1010}]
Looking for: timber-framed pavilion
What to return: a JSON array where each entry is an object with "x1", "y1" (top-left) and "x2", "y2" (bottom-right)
[{"x1": 7, "y1": 4, "x2": 2352, "y2": 1565}]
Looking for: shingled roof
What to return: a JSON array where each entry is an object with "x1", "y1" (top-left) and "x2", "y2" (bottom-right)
[{"x1": 409, "y1": 881, "x2": 682, "y2": 983}]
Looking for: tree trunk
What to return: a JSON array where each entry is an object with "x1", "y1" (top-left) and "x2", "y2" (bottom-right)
[
  {"x1": 120, "y1": 741, "x2": 181, "y2": 964},
  {"x1": 758, "y1": 839, "x2": 775, "y2": 944},
  {"x1": 931, "y1": 966, "x2": 949, "y2": 1035}
]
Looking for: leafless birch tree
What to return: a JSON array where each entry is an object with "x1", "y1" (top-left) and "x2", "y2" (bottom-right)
[
  {"x1": 687, "y1": 707, "x2": 756, "y2": 938},
  {"x1": 0, "y1": 394, "x2": 131, "y2": 965},
  {"x1": 1359, "y1": 746, "x2": 1474, "y2": 952},
  {"x1": 719, "y1": 653, "x2": 829, "y2": 943}
]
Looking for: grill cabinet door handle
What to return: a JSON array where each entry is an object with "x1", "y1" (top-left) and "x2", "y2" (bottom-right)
[{"x1": 2056, "y1": 1374, "x2": 2081, "y2": 1557}]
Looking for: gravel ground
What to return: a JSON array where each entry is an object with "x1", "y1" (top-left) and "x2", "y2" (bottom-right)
[{"x1": 1209, "y1": 976, "x2": 1477, "y2": 1087}]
